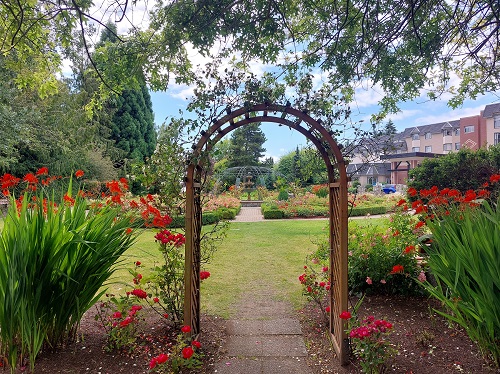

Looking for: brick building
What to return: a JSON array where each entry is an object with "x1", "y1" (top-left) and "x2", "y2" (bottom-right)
[{"x1": 348, "y1": 103, "x2": 500, "y2": 186}]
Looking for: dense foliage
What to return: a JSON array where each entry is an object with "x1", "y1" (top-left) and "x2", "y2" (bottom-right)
[{"x1": 408, "y1": 146, "x2": 500, "y2": 198}]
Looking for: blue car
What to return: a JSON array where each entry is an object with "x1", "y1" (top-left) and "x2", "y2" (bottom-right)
[{"x1": 382, "y1": 185, "x2": 396, "y2": 194}]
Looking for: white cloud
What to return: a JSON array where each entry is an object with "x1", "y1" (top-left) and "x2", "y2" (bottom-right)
[{"x1": 411, "y1": 104, "x2": 486, "y2": 126}]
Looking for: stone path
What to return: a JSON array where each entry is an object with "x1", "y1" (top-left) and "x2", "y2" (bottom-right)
[
  {"x1": 212, "y1": 287, "x2": 311, "y2": 374},
  {"x1": 213, "y1": 207, "x2": 311, "y2": 373},
  {"x1": 233, "y1": 206, "x2": 264, "y2": 222}
]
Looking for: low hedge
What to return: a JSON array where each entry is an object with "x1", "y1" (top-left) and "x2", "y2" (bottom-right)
[
  {"x1": 167, "y1": 207, "x2": 241, "y2": 228},
  {"x1": 349, "y1": 206, "x2": 388, "y2": 216},
  {"x1": 262, "y1": 209, "x2": 284, "y2": 219},
  {"x1": 261, "y1": 203, "x2": 388, "y2": 219}
]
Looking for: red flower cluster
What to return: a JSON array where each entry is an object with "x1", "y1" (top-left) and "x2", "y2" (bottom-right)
[
  {"x1": 390, "y1": 264, "x2": 404, "y2": 274},
  {"x1": 349, "y1": 316, "x2": 393, "y2": 340},
  {"x1": 111, "y1": 305, "x2": 143, "y2": 328},
  {"x1": 200, "y1": 271, "x2": 211, "y2": 280},
  {"x1": 181, "y1": 325, "x2": 191, "y2": 333},
  {"x1": 149, "y1": 353, "x2": 169, "y2": 369},
  {"x1": 339, "y1": 311, "x2": 352, "y2": 320},
  {"x1": 155, "y1": 230, "x2": 186, "y2": 247},
  {"x1": 131, "y1": 289, "x2": 147, "y2": 299},
  {"x1": 132, "y1": 273, "x2": 142, "y2": 285}
]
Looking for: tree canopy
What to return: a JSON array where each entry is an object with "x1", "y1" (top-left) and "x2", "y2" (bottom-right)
[{"x1": 1, "y1": 0, "x2": 498, "y2": 113}]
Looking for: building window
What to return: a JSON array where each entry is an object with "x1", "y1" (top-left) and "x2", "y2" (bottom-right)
[
  {"x1": 443, "y1": 129, "x2": 452, "y2": 136},
  {"x1": 425, "y1": 146, "x2": 432, "y2": 152},
  {"x1": 443, "y1": 143, "x2": 452, "y2": 151},
  {"x1": 494, "y1": 116, "x2": 500, "y2": 129},
  {"x1": 368, "y1": 177, "x2": 377, "y2": 185},
  {"x1": 424, "y1": 132, "x2": 432, "y2": 139},
  {"x1": 412, "y1": 147, "x2": 420, "y2": 152},
  {"x1": 412, "y1": 133, "x2": 419, "y2": 140},
  {"x1": 455, "y1": 142, "x2": 461, "y2": 150},
  {"x1": 464, "y1": 125, "x2": 474, "y2": 133},
  {"x1": 454, "y1": 128, "x2": 460, "y2": 136},
  {"x1": 495, "y1": 133, "x2": 500, "y2": 146}
]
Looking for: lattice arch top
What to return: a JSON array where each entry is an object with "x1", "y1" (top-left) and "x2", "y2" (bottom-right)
[{"x1": 183, "y1": 102, "x2": 350, "y2": 365}]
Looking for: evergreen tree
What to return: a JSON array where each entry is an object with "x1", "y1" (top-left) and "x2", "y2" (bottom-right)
[
  {"x1": 227, "y1": 123, "x2": 266, "y2": 167},
  {"x1": 98, "y1": 23, "x2": 157, "y2": 162},
  {"x1": 108, "y1": 85, "x2": 156, "y2": 161},
  {"x1": 383, "y1": 120, "x2": 397, "y2": 135}
]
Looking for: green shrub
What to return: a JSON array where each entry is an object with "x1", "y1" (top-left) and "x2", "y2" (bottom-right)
[
  {"x1": 347, "y1": 222, "x2": 423, "y2": 296},
  {"x1": 169, "y1": 215, "x2": 185, "y2": 229},
  {"x1": 422, "y1": 199, "x2": 500, "y2": 367},
  {"x1": 308, "y1": 219, "x2": 423, "y2": 296},
  {"x1": 202, "y1": 212, "x2": 220, "y2": 225},
  {"x1": 262, "y1": 209, "x2": 284, "y2": 219},
  {"x1": 277, "y1": 188, "x2": 289, "y2": 201},
  {"x1": 349, "y1": 206, "x2": 388, "y2": 216},
  {"x1": 216, "y1": 207, "x2": 238, "y2": 220},
  {"x1": 408, "y1": 146, "x2": 500, "y2": 200}
]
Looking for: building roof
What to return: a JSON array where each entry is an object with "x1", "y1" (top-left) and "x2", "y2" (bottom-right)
[
  {"x1": 347, "y1": 162, "x2": 391, "y2": 176},
  {"x1": 482, "y1": 103, "x2": 500, "y2": 118},
  {"x1": 399, "y1": 120, "x2": 460, "y2": 138}
]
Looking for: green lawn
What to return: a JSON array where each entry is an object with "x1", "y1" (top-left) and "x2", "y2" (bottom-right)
[{"x1": 0, "y1": 215, "x2": 385, "y2": 318}]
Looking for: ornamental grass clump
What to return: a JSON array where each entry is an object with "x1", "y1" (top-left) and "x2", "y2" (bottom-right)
[
  {"x1": 0, "y1": 168, "x2": 171, "y2": 372},
  {"x1": 401, "y1": 174, "x2": 500, "y2": 367}
]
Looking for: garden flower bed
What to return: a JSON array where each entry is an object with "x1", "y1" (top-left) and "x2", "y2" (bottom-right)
[{"x1": 261, "y1": 190, "x2": 401, "y2": 219}]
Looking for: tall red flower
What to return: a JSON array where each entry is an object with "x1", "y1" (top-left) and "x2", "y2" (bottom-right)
[
  {"x1": 75, "y1": 170, "x2": 84, "y2": 178},
  {"x1": 390, "y1": 264, "x2": 404, "y2": 274},
  {"x1": 36, "y1": 167, "x2": 49, "y2": 176}
]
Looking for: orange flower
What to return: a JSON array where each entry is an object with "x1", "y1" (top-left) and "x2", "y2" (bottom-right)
[
  {"x1": 23, "y1": 173, "x2": 38, "y2": 184},
  {"x1": 36, "y1": 167, "x2": 49, "y2": 176},
  {"x1": 63, "y1": 193, "x2": 75, "y2": 205},
  {"x1": 404, "y1": 245, "x2": 415, "y2": 254},
  {"x1": 415, "y1": 221, "x2": 425, "y2": 229},
  {"x1": 75, "y1": 170, "x2": 84, "y2": 178},
  {"x1": 390, "y1": 264, "x2": 404, "y2": 274}
]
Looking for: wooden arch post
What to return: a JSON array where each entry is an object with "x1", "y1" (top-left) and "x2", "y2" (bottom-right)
[{"x1": 184, "y1": 102, "x2": 349, "y2": 364}]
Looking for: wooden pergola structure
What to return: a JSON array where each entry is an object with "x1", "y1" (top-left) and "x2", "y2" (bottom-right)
[{"x1": 183, "y1": 102, "x2": 350, "y2": 364}]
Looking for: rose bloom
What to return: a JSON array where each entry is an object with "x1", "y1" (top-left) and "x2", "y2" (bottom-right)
[
  {"x1": 153, "y1": 297, "x2": 160, "y2": 303},
  {"x1": 182, "y1": 346, "x2": 194, "y2": 359},
  {"x1": 380, "y1": 279, "x2": 386, "y2": 284},
  {"x1": 366, "y1": 276, "x2": 372, "y2": 285},
  {"x1": 181, "y1": 325, "x2": 191, "y2": 333},
  {"x1": 131, "y1": 288, "x2": 147, "y2": 299},
  {"x1": 339, "y1": 311, "x2": 352, "y2": 319},
  {"x1": 192, "y1": 340, "x2": 202, "y2": 349}
]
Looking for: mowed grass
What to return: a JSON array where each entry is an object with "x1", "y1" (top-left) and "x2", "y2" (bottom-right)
[
  {"x1": 1, "y1": 215, "x2": 385, "y2": 317},
  {"x1": 199, "y1": 220, "x2": 330, "y2": 318}
]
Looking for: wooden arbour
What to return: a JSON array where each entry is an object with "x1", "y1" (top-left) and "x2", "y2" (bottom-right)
[{"x1": 184, "y1": 102, "x2": 349, "y2": 364}]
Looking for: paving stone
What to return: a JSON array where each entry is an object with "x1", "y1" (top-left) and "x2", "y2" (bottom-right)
[
  {"x1": 225, "y1": 335, "x2": 264, "y2": 356},
  {"x1": 213, "y1": 358, "x2": 262, "y2": 374},
  {"x1": 262, "y1": 357, "x2": 312, "y2": 374},
  {"x1": 261, "y1": 335, "x2": 308, "y2": 357},
  {"x1": 261, "y1": 318, "x2": 303, "y2": 335},
  {"x1": 226, "y1": 320, "x2": 264, "y2": 335}
]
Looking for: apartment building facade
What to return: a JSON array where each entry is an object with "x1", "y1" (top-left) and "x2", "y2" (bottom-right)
[{"x1": 349, "y1": 103, "x2": 500, "y2": 186}]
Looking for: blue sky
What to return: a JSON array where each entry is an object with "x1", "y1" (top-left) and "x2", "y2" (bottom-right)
[{"x1": 150, "y1": 89, "x2": 500, "y2": 162}]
